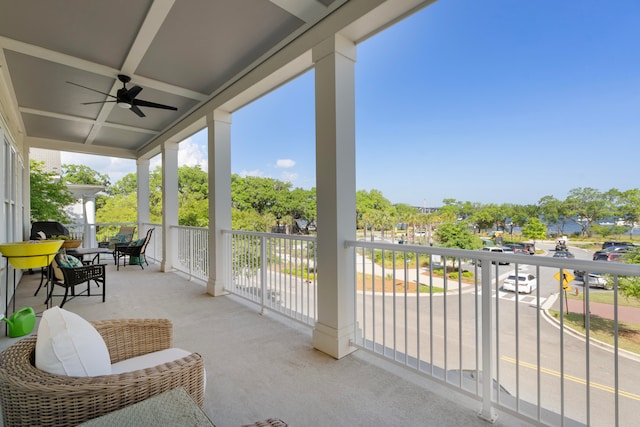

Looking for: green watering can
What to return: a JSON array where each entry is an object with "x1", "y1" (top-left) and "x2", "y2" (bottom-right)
[{"x1": 1, "y1": 307, "x2": 36, "y2": 338}]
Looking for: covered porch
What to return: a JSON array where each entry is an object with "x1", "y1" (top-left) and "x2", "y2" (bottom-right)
[{"x1": 0, "y1": 261, "x2": 526, "y2": 427}]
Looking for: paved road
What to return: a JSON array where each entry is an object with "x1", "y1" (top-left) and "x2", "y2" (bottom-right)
[{"x1": 352, "y1": 241, "x2": 640, "y2": 426}]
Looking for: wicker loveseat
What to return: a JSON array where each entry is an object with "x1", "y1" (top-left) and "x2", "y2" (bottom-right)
[{"x1": 0, "y1": 318, "x2": 204, "y2": 427}]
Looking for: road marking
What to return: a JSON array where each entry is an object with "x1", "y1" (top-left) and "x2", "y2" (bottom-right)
[
  {"x1": 501, "y1": 356, "x2": 640, "y2": 401},
  {"x1": 475, "y1": 290, "x2": 547, "y2": 306}
]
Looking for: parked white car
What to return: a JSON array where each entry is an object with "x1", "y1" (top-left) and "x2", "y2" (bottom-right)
[
  {"x1": 583, "y1": 273, "x2": 612, "y2": 290},
  {"x1": 502, "y1": 272, "x2": 537, "y2": 294}
]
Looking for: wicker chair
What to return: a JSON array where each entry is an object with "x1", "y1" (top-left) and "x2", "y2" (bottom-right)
[{"x1": 0, "y1": 318, "x2": 204, "y2": 427}]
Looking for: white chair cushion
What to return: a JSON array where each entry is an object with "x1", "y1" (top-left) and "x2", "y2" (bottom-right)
[
  {"x1": 35, "y1": 306, "x2": 111, "y2": 377},
  {"x1": 110, "y1": 348, "x2": 192, "y2": 374}
]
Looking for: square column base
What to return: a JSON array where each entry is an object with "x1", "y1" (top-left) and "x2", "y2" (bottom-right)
[
  {"x1": 207, "y1": 278, "x2": 227, "y2": 297},
  {"x1": 312, "y1": 322, "x2": 357, "y2": 360}
]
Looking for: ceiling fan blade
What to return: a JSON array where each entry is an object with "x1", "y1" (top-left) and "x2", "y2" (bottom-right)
[
  {"x1": 66, "y1": 81, "x2": 116, "y2": 99},
  {"x1": 81, "y1": 101, "x2": 116, "y2": 105},
  {"x1": 130, "y1": 104, "x2": 146, "y2": 117},
  {"x1": 127, "y1": 85, "x2": 143, "y2": 99},
  {"x1": 133, "y1": 99, "x2": 178, "y2": 111}
]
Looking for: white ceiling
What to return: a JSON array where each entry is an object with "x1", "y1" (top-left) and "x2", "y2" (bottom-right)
[{"x1": 0, "y1": 0, "x2": 433, "y2": 160}]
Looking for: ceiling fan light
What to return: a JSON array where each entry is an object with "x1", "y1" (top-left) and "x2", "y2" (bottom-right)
[{"x1": 116, "y1": 101, "x2": 132, "y2": 109}]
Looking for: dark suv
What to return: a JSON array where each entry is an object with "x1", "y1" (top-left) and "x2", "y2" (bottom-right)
[
  {"x1": 593, "y1": 245, "x2": 632, "y2": 260},
  {"x1": 503, "y1": 242, "x2": 535, "y2": 255},
  {"x1": 602, "y1": 241, "x2": 634, "y2": 249},
  {"x1": 594, "y1": 252, "x2": 625, "y2": 262}
]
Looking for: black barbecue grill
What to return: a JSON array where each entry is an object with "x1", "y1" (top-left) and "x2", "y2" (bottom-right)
[{"x1": 29, "y1": 221, "x2": 69, "y2": 240}]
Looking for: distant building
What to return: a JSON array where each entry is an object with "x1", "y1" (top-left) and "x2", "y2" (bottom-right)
[
  {"x1": 30, "y1": 148, "x2": 62, "y2": 178},
  {"x1": 30, "y1": 148, "x2": 105, "y2": 247}
]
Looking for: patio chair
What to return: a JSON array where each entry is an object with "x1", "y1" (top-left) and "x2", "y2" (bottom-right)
[
  {"x1": 45, "y1": 252, "x2": 106, "y2": 308},
  {"x1": 115, "y1": 228, "x2": 154, "y2": 270},
  {"x1": 0, "y1": 315, "x2": 204, "y2": 427},
  {"x1": 98, "y1": 225, "x2": 136, "y2": 249}
]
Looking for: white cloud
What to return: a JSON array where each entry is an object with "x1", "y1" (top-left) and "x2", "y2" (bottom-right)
[
  {"x1": 276, "y1": 159, "x2": 295, "y2": 169},
  {"x1": 179, "y1": 138, "x2": 208, "y2": 171},
  {"x1": 60, "y1": 151, "x2": 136, "y2": 184}
]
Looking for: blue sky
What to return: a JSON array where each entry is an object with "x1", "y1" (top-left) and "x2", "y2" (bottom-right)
[{"x1": 63, "y1": 0, "x2": 640, "y2": 207}]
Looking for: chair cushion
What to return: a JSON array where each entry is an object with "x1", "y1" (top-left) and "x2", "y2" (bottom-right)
[
  {"x1": 112, "y1": 233, "x2": 131, "y2": 243},
  {"x1": 51, "y1": 258, "x2": 64, "y2": 281},
  {"x1": 35, "y1": 306, "x2": 111, "y2": 377},
  {"x1": 111, "y1": 348, "x2": 191, "y2": 374},
  {"x1": 128, "y1": 238, "x2": 144, "y2": 247},
  {"x1": 56, "y1": 253, "x2": 83, "y2": 268},
  {"x1": 129, "y1": 255, "x2": 145, "y2": 265}
]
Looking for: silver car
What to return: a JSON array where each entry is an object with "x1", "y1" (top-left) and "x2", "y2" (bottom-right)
[{"x1": 584, "y1": 273, "x2": 612, "y2": 290}]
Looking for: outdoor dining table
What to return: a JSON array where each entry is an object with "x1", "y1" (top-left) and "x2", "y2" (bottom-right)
[{"x1": 65, "y1": 247, "x2": 113, "y2": 265}]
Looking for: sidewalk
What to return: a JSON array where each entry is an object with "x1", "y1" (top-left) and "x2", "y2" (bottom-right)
[{"x1": 557, "y1": 297, "x2": 640, "y2": 325}]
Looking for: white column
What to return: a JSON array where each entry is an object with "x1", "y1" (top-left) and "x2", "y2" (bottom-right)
[
  {"x1": 161, "y1": 141, "x2": 179, "y2": 272},
  {"x1": 207, "y1": 110, "x2": 232, "y2": 296},
  {"x1": 311, "y1": 34, "x2": 357, "y2": 359},
  {"x1": 82, "y1": 195, "x2": 96, "y2": 247},
  {"x1": 137, "y1": 158, "x2": 151, "y2": 235},
  {"x1": 22, "y1": 144, "x2": 31, "y2": 240}
]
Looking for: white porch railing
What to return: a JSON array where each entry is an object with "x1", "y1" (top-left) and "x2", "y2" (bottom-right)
[
  {"x1": 222, "y1": 230, "x2": 317, "y2": 327},
  {"x1": 173, "y1": 225, "x2": 208, "y2": 281},
  {"x1": 346, "y1": 240, "x2": 640, "y2": 427},
  {"x1": 60, "y1": 223, "x2": 640, "y2": 425}
]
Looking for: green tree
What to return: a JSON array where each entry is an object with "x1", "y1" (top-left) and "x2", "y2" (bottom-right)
[
  {"x1": 177, "y1": 165, "x2": 209, "y2": 226},
  {"x1": 232, "y1": 208, "x2": 276, "y2": 232},
  {"x1": 287, "y1": 187, "x2": 316, "y2": 222},
  {"x1": 108, "y1": 173, "x2": 137, "y2": 196},
  {"x1": 357, "y1": 189, "x2": 394, "y2": 239},
  {"x1": 611, "y1": 189, "x2": 640, "y2": 239},
  {"x1": 521, "y1": 217, "x2": 547, "y2": 241},
  {"x1": 95, "y1": 193, "x2": 140, "y2": 223},
  {"x1": 590, "y1": 223, "x2": 627, "y2": 239},
  {"x1": 434, "y1": 222, "x2": 482, "y2": 249},
  {"x1": 470, "y1": 204, "x2": 502, "y2": 233},
  {"x1": 62, "y1": 164, "x2": 110, "y2": 186},
  {"x1": 538, "y1": 195, "x2": 571, "y2": 235},
  {"x1": 30, "y1": 160, "x2": 74, "y2": 222},
  {"x1": 565, "y1": 187, "x2": 611, "y2": 237},
  {"x1": 510, "y1": 204, "x2": 538, "y2": 230},
  {"x1": 615, "y1": 248, "x2": 640, "y2": 300},
  {"x1": 231, "y1": 174, "x2": 291, "y2": 218}
]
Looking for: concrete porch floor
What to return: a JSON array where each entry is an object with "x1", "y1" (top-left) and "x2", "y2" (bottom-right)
[{"x1": 1, "y1": 260, "x2": 531, "y2": 427}]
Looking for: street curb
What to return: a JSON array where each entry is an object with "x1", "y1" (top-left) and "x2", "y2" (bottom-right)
[{"x1": 542, "y1": 296, "x2": 640, "y2": 363}]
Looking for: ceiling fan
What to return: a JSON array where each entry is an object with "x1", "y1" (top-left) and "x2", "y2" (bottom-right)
[{"x1": 67, "y1": 74, "x2": 177, "y2": 117}]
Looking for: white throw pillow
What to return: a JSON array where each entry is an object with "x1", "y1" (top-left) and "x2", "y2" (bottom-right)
[{"x1": 35, "y1": 306, "x2": 111, "y2": 377}]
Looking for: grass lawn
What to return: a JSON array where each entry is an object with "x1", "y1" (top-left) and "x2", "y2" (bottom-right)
[
  {"x1": 549, "y1": 310, "x2": 640, "y2": 354},
  {"x1": 356, "y1": 273, "x2": 444, "y2": 293},
  {"x1": 566, "y1": 290, "x2": 640, "y2": 308}
]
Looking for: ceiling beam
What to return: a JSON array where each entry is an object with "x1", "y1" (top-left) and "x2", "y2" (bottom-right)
[
  {"x1": 26, "y1": 136, "x2": 138, "y2": 159},
  {"x1": 0, "y1": 36, "x2": 207, "y2": 102},
  {"x1": 121, "y1": 0, "x2": 175, "y2": 75},
  {"x1": 19, "y1": 107, "x2": 159, "y2": 135},
  {"x1": 270, "y1": 0, "x2": 327, "y2": 22}
]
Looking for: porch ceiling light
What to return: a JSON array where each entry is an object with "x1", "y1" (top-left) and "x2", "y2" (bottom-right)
[{"x1": 116, "y1": 100, "x2": 132, "y2": 109}]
